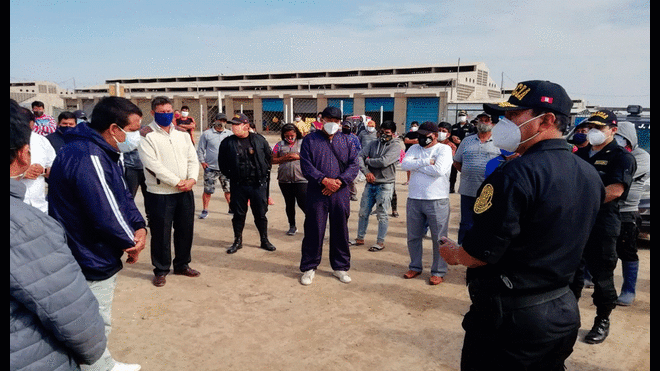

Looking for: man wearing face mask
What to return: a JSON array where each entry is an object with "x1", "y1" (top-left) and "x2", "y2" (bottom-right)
[
  {"x1": 197, "y1": 113, "x2": 232, "y2": 218},
  {"x1": 449, "y1": 111, "x2": 477, "y2": 193},
  {"x1": 351, "y1": 120, "x2": 401, "y2": 252},
  {"x1": 218, "y1": 113, "x2": 276, "y2": 254},
  {"x1": 573, "y1": 110, "x2": 636, "y2": 344},
  {"x1": 439, "y1": 80, "x2": 605, "y2": 370},
  {"x1": 298, "y1": 106, "x2": 360, "y2": 285},
  {"x1": 138, "y1": 96, "x2": 200, "y2": 287},
  {"x1": 46, "y1": 111, "x2": 78, "y2": 153},
  {"x1": 401, "y1": 121, "x2": 453, "y2": 285},
  {"x1": 568, "y1": 122, "x2": 590, "y2": 151},
  {"x1": 453, "y1": 112, "x2": 501, "y2": 244},
  {"x1": 48, "y1": 96, "x2": 147, "y2": 371}
]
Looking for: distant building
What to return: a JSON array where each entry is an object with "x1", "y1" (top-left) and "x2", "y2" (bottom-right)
[{"x1": 10, "y1": 81, "x2": 77, "y2": 117}]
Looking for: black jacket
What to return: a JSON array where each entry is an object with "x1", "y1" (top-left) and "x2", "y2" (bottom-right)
[{"x1": 218, "y1": 132, "x2": 272, "y2": 182}]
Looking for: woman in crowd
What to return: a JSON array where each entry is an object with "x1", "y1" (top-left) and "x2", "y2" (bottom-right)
[{"x1": 272, "y1": 124, "x2": 308, "y2": 235}]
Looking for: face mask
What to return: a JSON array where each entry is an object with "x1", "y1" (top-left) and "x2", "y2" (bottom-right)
[
  {"x1": 614, "y1": 135, "x2": 628, "y2": 148},
  {"x1": 115, "y1": 127, "x2": 141, "y2": 153},
  {"x1": 438, "y1": 132, "x2": 449, "y2": 141},
  {"x1": 477, "y1": 123, "x2": 493, "y2": 133},
  {"x1": 154, "y1": 112, "x2": 174, "y2": 127},
  {"x1": 366, "y1": 126, "x2": 376, "y2": 133},
  {"x1": 76, "y1": 118, "x2": 86, "y2": 125},
  {"x1": 59, "y1": 126, "x2": 73, "y2": 134},
  {"x1": 181, "y1": 111, "x2": 189, "y2": 118},
  {"x1": 410, "y1": 126, "x2": 418, "y2": 132},
  {"x1": 285, "y1": 137, "x2": 296, "y2": 144},
  {"x1": 33, "y1": 110, "x2": 44, "y2": 117},
  {"x1": 458, "y1": 116, "x2": 467, "y2": 123},
  {"x1": 587, "y1": 128, "x2": 607, "y2": 146},
  {"x1": 418, "y1": 134, "x2": 433, "y2": 147},
  {"x1": 491, "y1": 113, "x2": 544, "y2": 152},
  {"x1": 295, "y1": 117, "x2": 301, "y2": 122},
  {"x1": 572, "y1": 132, "x2": 587, "y2": 144},
  {"x1": 380, "y1": 134, "x2": 393, "y2": 142},
  {"x1": 324, "y1": 122, "x2": 340, "y2": 135}
]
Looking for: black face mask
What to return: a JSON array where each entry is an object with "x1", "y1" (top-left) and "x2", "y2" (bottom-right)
[
  {"x1": 418, "y1": 134, "x2": 433, "y2": 147},
  {"x1": 342, "y1": 127, "x2": 351, "y2": 134}
]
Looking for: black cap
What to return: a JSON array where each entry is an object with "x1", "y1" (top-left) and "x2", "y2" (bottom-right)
[
  {"x1": 229, "y1": 113, "x2": 250, "y2": 125},
  {"x1": 417, "y1": 121, "x2": 439, "y2": 135},
  {"x1": 73, "y1": 110, "x2": 87, "y2": 119},
  {"x1": 484, "y1": 80, "x2": 572, "y2": 117},
  {"x1": 583, "y1": 110, "x2": 618, "y2": 126},
  {"x1": 215, "y1": 113, "x2": 227, "y2": 121},
  {"x1": 321, "y1": 106, "x2": 342, "y2": 120}
]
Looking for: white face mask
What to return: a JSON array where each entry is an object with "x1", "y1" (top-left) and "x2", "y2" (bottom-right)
[
  {"x1": 295, "y1": 117, "x2": 301, "y2": 122},
  {"x1": 438, "y1": 132, "x2": 448, "y2": 141},
  {"x1": 365, "y1": 126, "x2": 376, "y2": 133},
  {"x1": 116, "y1": 128, "x2": 141, "y2": 153},
  {"x1": 323, "y1": 121, "x2": 340, "y2": 135},
  {"x1": 181, "y1": 111, "x2": 189, "y2": 118},
  {"x1": 587, "y1": 128, "x2": 608, "y2": 146},
  {"x1": 614, "y1": 135, "x2": 628, "y2": 147},
  {"x1": 491, "y1": 113, "x2": 544, "y2": 152},
  {"x1": 410, "y1": 126, "x2": 418, "y2": 132},
  {"x1": 458, "y1": 116, "x2": 467, "y2": 123}
]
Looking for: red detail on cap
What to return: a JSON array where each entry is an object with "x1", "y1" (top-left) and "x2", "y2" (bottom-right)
[{"x1": 541, "y1": 96, "x2": 553, "y2": 104}]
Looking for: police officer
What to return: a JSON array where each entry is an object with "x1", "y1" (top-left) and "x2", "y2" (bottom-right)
[
  {"x1": 218, "y1": 113, "x2": 276, "y2": 254},
  {"x1": 440, "y1": 80, "x2": 605, "y2": 370},
  {"x1": 574, "y1": 110, "x2": 636, "y2": 344},
  {"x1": 449, "y1": 110, "x2": 477, "y2": 192}
]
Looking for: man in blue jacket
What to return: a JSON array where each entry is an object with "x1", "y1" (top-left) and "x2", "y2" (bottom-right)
[{"x1": 48, "y1": 96, "x2": 147, "y2": 371}]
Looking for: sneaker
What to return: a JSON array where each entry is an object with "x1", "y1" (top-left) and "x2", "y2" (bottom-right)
[
  {"x1": 111, "y1": 361, "x2": 141, "y2": 371},
  {"x1": 301, "y1": 269, "x2": 315, "y2": 285},
  {"x1": 333, "y1": 270, "x2": 351, "y2": 283},
  {"x1": 286, "y1": 226, "x2": 297, "y2": 236},
  {"x1": 198, "y1": 210, "x2": 208, "y2": 219}
]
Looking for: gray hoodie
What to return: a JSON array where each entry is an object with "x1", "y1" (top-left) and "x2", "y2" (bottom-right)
[{"x1": 615, "y1": 121, "x2": 650, "y2": 212}]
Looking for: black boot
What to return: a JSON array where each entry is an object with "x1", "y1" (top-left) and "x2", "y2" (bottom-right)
[
  {"x1": 260, "y1": 238, "x2": 276, "y2": 251},
  {"x1": 227, "y1": 236, "x2": 242, "y2": 254},
  {"x1": 584, "y1": 316, "x2": 610, "y2": 344}
]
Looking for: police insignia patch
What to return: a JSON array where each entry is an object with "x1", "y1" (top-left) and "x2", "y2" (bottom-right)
[{"x1": 474, "y1": 184, "x2": 494, "y2": 214}]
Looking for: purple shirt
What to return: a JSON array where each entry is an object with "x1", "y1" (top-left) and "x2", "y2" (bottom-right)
[{"x1": 300, "y1": 131, "x2": 360, "y2": 190}]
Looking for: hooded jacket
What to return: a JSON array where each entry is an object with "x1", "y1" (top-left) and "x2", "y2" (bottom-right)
[
  {"x1": 48, "y1": 123, "x2": 146, "y2": 281},
  {"x1": 11, "y1": 179, "x2": 107, "y2": 370},
  {"x1": 616, "y1": 121, "x2": 650, "y2": 213}
]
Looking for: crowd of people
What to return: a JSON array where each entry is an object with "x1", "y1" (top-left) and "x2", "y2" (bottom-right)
[{"x1": 10, "y1": 77, "x2": 648, "y2": 370}]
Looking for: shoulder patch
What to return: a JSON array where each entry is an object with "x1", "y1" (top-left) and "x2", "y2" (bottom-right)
[
  {"x1": 139, "y1": 126, "x2": 153, "y2": 137},
  {"x1": 474, "y1": 183, "x2": 494, "y2": 214}
]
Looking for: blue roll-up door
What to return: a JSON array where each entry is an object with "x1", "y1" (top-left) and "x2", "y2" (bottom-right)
[
  {"x1": 327, "y1": 98, "x2": 354, "y2": 115},
  {"x1": 262, "y1": 98, "x2": 283, "y2": 112},
  {"x1": 406, "y1": 97, "x2": 439, "y2": 130},
  {"x1": 365, "y1": 97, "x2": 394, "y2": 111}
]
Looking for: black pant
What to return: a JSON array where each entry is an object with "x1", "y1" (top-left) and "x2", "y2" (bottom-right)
[
  {"x1": 450, "y1": 166, "x2": 458, "y2": 191},
  {"x1": 278, "y1": 182, "x2": 307, "y2": 227},
  {"x1": 125, "y1": 166, "x2": 151, "y2": 225},
  {"x1": 230, "y1": 181, "x2": 269, "y2": 240},
  {"x1": 575, "y1": 230, "x2": 618, "y2": 318},
  {"x1": 461, "y1": 292, "x2": 579, "y2": 371},
  {"x1": 147, "y1": 191, "x2": 195, "y2": 275},
  {"x1": 616, "y1": 211, "x2": 640, "y2": 262}
]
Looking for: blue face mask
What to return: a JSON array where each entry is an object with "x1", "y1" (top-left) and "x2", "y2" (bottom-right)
[
  {"x1": 573, "y1": 132, "x2": 587, "y2": 144},
  {"x1": 154, "y1": 112, "x2": 174, "y2": 127}
]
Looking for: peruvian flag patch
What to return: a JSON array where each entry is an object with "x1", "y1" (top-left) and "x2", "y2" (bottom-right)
[{"x1": 541, "y1": 96, "x2": 554, "y2": 103}]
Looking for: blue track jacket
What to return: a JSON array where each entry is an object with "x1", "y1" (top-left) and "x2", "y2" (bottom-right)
[{"x1": 48, "y1": 123, "x2": 146, "y2": 281}]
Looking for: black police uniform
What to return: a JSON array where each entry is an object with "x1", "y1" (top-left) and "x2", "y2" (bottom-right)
[
  {"x1": 460, "y1": 138, "x2": 604, "y2": 370},
  {"x1": 574, "y1": 140, "x2": 636, "y2": 317},
  {"x1": 449, "y1": 122, "x2": 477, "y2": 191},
  {"x1": 218, "y1": 132, "x2": 274, "y2": 250}
]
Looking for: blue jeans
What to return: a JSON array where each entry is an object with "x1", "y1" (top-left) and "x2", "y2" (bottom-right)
[
  {"x1": 406, "y1": 198, "x2": 450, "y2": 277},
  {"x1": 356, "y1": 182, "x2": 394, "y2": 244}
]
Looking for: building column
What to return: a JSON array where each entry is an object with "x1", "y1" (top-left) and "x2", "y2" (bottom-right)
[
  {"x1": 393, "y1": 93, "x2": 406, "y2": 130},
  {"x1": 353, "y1": 93, "x2": 365, "y2": 115}
]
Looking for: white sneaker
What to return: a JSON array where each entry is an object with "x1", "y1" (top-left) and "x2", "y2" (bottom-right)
[
  {"x1": 333, "y1": 270, "x2": 351, "y2": 283},
  {"x1": 111, "y1": 362, "x2": 141, "y2": 371},
  {"x1": 301, "y1": 269, "x2": 315, "y2": 285}
]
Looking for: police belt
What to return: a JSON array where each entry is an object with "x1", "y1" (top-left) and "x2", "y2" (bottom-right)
[{"x1": 499, "y1": 286, "x2": 570, "y2": 310}]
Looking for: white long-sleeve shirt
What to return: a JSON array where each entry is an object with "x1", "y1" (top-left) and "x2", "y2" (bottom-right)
[
  {"x1": 20, "y1": 132, "x2": 56, "y2": 212},
  {"x1": 400, "y1": 142, "x2": 453, "y2": 200}
]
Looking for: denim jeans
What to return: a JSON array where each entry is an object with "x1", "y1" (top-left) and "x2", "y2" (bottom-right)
[
  {"x1": 406, "y1": 198, "x2": 450, "y2": 277},
  {"x1": 357, "y1": 182, "x2": 394, "y2": 244},
  {"x1": 82, "y1": 273, "x2": 119, "y2": 371}
]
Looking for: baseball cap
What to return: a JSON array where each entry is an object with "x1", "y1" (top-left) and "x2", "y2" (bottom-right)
[
  {"x1": 483, "y1": 80, "x2": 572, "y2": 117},
  {"x1": 215, "y1": 112, "x2": 228, "y2": 121},
  {"x1": 583, "y1": 110, "x2": 617, "y2": 126},
  {"x1": 320, "y1": 106, "x2": 342, "y2": 120},
  {"x1": 417, "y1": 121, "x2": 439, "y2": 135},
  {"x1": 73, "y1": 110, "x2": 87, "y2": 119},
  {"x1": 229, "y1": 112, "x2": 250, "y2": 125}
]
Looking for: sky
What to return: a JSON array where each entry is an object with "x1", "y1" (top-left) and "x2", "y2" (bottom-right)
[{"x1": 10, "y1": 0, "x2": 650, "y2": 108}]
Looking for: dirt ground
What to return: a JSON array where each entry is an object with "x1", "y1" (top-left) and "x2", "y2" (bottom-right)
[{"x1": 108, "y1": 133, "x2": 650, "y2": 371}]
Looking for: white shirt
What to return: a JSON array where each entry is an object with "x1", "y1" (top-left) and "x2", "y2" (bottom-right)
[
  {"x1": 401, "y1": 142, "x2": 453, "y2": 200},
  {"x1": 20, "y1": 132, "x2": 56, "y2": 212}
]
